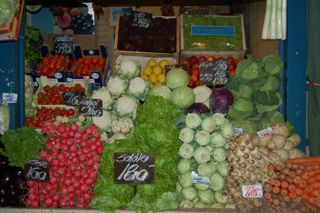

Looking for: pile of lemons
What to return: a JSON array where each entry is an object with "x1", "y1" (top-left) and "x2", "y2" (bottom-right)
[{"x1": 141, "y1": 58, "x2": 173, "y2": 87}]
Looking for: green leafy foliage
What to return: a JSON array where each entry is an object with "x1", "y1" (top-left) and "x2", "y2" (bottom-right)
[
  {"x1": 0, "y1": 127, "x2": 45, "y2": 167},
  {"x1": 91, "y1": 96, "x2": 182, "y2": 212},
  {"x1": 226, "y1": 54, "x2": 285, "y2": 133}
]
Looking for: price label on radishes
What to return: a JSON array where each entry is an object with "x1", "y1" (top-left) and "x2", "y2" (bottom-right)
[
  {"x1": 114, "y1": 153, "x2": 155, "y2": 184},
  {"x1": 24, "y1": 160, "x2": 50, "y2": 182},
  {"x1": 242, "y1": 184, "x2": 263, "y2": 198}
]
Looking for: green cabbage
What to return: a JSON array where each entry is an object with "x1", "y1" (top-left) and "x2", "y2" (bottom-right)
[
  {"x1": 178, "y1": 159, "x2": 191, "y2": 174},
  {"x1": 149, "y1": 85, "x2": 172, "y2": 100},
  {"x1": 166, "y1": 68, "x2": 189, "y2": 89},
  {"x1": 262, "y1": 54, "x2": 283, "y2": 76},
  {"x1": 228, "y1": 98, "x2": 254, "y2": 120},
  {"x1": 194, "y1": 146, "x2": 211, "y2": 164},
  {"x1": 182, "y1": 187, "x2": 197, "y2": 201},
  {"x1": 171, "y1": 86, "x2": 195, "y2": 109},
  {"x1": 197, "y1": 162, "x2": 218, "y2": 177},
  {"x1": 198, "y1": 189, "x2": 214, "y2": 204},
  {"x1": 210, "y1": 173, "x2": 224, "y2": 191}
]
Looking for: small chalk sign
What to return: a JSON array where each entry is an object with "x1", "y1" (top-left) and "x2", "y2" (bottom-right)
[
  {"x1": 114, "y1": 153, "x2": 155, "y2": 184},
  {"x1": 24, "y1": 160, "x2": 50, "y2": 182},
  {"x1": 132, "y1": 12, "x2": 152, "y2": 28},
  {"x1": 164, "y1": 64, "x2": 188, "y2": 74},
  {"x1": 64, "y1": 91, "x2": 85, "y2": 106},
  {"x1": 79, "y1": 99, "x2": 103, "y2": 117},
  {"x1": 53, "y1": 36, "x2": 74, "y2": 55},
  {"x1": 199, "y1": 60, "x2": 229, "y2": 86}
]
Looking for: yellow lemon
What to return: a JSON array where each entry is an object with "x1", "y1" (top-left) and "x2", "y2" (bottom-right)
[
  {"x1": 146, "y1": 58, "x2": 157, "y2": 68},
  {"x1": 141, "y1": 74, "x2": 149, "y2": 81},
  {"x1": 149, "y1": 74, "x2": 158, "y2": 84},
  {"x1": 157, "y1": 73, "x2": 166, "y2": 84},
  {"x1": 143, "y1": 67, "x2": 153, "y2": 76},
  {"x1": 153, "y1": 66, "x2": 163, "y2": 76},
  {"x1": 158, "y1": 59, "x2": 170, "y2": 70}
]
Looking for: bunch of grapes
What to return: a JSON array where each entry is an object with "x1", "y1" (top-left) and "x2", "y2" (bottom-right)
[{"x1": 71, "y1": 14, "x2": 94, "y2": 34}]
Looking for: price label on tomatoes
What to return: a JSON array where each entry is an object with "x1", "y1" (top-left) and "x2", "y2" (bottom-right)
[
  {"x1": 79, "y1": 99, "x2": 103, "y2": 117},
  {"x1": 64, "y1": 91, "x2": 84, "y2": 106},
  {"x1": 199, "y1": 60, "x2": 229, "y2": 86},
  {"x1": 53, "y1": 36, "x2": 74, "y2": 55}
]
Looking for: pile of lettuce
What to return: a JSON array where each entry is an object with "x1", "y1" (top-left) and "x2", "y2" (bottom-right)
[
  {"x1": 90, "y1": 96, "x2": 183, "y2": 212},
  {"x1": 225, "y1": 55, "x2": 285, "y2": 134}
]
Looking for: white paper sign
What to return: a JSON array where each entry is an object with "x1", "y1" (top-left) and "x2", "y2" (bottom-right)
[
  {"x1": 234, "y1": 128, "x2": 244, "y2": 135},
  {"x1": 242, "y1": 184, "x2": 263, "y2": 198},
  {"x1": 2, "y1": 93, "x2": 18, "y2": 104},
  {"x1": 191, "y1": 171, "x2": 210, "y2": 185},
  {"x1": 257, "y1": 127, "x2": 273, "y2": 139}
]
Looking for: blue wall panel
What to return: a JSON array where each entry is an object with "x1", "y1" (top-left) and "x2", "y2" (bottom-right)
[
  {"x1": 0, "y1": 17, "x2": 25, "y2": 129},
  {"x1": 285, "y1": 0, "x2": 308, "y2": 151}
]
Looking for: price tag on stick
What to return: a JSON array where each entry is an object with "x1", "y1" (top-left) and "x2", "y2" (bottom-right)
[
  {"x1": 24, "y1": 160, "x2": 50, "y2": 182},
  {"x1": 114, "y1": 153, "x2": 155, "y2": 184},
  {"x1": 242, "y1": 184, "x2": 263, "y2": 198},
  {"x1": 199, "y1": 60, "x2": 229, "y2": 86}
]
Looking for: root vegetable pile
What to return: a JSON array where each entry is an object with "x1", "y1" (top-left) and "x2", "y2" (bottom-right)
[
  {"x1": 252, "y1": 123, "x2": 304, "y2": 165},
  {"x1": 25, "y1": 121, "x2": 103, "y2": 208},
  {"x1": 226, "y1": 134, "x2": 272, "y2": 212}
]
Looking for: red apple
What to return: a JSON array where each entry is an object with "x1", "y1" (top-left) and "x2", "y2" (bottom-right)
[
  {"x1": 198, "y1": 56, "x2": 207, "y2": 62},
  {"x1": 70, "y1": 8, "x2": 80, "y2": 17},
  {"x1": 55, "y1": 13, "x2": 72, "y2": 29}
]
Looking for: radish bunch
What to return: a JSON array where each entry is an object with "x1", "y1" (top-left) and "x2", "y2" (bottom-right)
[{"x1": 25, "y1": 120, "x2": 103, "y2": 208}]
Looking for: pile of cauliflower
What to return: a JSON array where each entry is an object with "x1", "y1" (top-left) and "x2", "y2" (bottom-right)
[{"x1": 92, "y1": 60, "x2": 149, "y2": 143}]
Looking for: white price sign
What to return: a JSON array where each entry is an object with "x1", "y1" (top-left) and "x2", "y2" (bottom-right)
[
  {"x1": 242, "y1": 184, "x2": 263, "y2": 198},
  {"x1": 257, "y1": 127, "x2": 273, "y2": 139},
  {"x1": 191, "y1": 171, "x2": 210, "y2": 185},
  {"x1": 2, "y1": 93, "x2": 18, "y2": 104}
]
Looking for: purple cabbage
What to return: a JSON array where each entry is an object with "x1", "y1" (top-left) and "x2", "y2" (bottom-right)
[{"x1": 210, "y1": 88, "x2": 234, "y2": 113}]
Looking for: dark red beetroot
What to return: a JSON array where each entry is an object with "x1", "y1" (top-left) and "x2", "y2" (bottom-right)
[{"x1": 210, "y1": 88, "x2": 234, "y2": 113}]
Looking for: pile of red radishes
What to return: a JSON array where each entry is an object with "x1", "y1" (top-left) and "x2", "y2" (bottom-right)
[{"x1": 24, "y1": 120, "x2": 104, "y2": 208}]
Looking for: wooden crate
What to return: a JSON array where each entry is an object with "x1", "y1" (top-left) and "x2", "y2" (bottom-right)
[
  {"x1": 111, "y1": 50, "x2": 179, "y2": 77},
  {"x1": 0, "y1": 208, "x2": 238, "y2": 213},
  {"x1": 180, "y1": 15, "x2": 246, "y2": 60},
  {"x1": 114, "y1": 16, "x2": 180, "y2": 56},
  {"x1": 0, "y1": 0, "x2": 25, "y2": 41}
]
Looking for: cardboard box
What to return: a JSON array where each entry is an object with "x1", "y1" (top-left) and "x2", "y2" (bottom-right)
[
  {"x1": 180, "y1": 15, "x2": 246, "y2": 59},
  {"x1": 0, "y1": 0, "x2": 25, "y2": 41}
]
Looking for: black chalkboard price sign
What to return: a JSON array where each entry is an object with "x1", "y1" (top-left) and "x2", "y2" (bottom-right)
[
  {"x1": 114, "y1": 153, "x2": 155, "y2": 184},
  {"x1": 24, "y1": 160, "x2": 50, "y2": 182},
  {"x1": 53, "y1": 36, "x2": 74, "y2": 55},
  {"x1": 79, "y1": 99, "x2": 103, "y2": 117},
  {"x1": 64, "y1": 91, "x2": 85, "y2": 106},
  {"x1": 132, "y1": 12, "x2": 152, "y2": 28},
  {"x1": 199, "y1": 60, "x2": 230, "y2": 86}
]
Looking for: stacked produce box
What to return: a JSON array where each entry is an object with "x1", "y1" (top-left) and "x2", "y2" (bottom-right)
[{"x1": 0, "y1": 9, "x2": 316, "y2": 213}]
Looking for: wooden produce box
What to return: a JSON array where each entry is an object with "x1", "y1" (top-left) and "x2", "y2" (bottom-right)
[
  {"x1": 0, "y1": 208, "x2": 238, "y2": 213},
  {"x1": 42, "y1": 34, "x2": 97, "y2": 51},
  {"x1": 0, "y1": 0, "x2": 24, "y2": 41},
  {"x1": 180, "y1": 15, "x2": 246, "y2": 60},
  {"x1": 114, "y1": 15, "x2": 180, "y2": 56}
]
